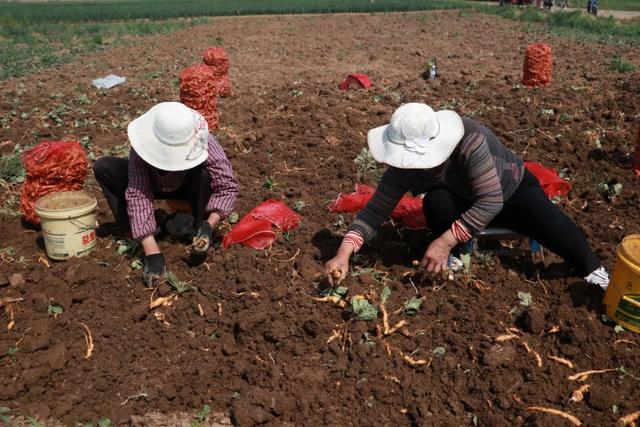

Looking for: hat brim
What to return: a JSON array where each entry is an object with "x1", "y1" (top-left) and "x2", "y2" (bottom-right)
[
  {"x1": 367, "y1": 110, "x2": 464, "y2": 169},
  {"x1": 128, "y1": 105, "x2": 208, "y2": 172}
]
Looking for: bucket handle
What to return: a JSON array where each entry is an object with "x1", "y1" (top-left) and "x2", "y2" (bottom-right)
[
  {"x1": 622, "y1": 295, "x2": 640, "y2": 309},
  {"x1": 70, "y1": 218, "x2": 95, "y2": 232}
]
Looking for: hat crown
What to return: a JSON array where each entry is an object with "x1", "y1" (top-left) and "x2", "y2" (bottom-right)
[
  {"x1": 152, "y1": 102, "x2": 195, "y2": 146},
  {"x1": 387, "y1": 103, "x2": 439, "y2": 153}
]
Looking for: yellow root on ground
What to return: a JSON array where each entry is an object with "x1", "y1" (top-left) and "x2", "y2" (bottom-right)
[
  {"x1": 568, "y1": 368, "x2": 617, "y2": 382},
  {"x1": 617, "y1": 410, "x2": 640, "y2": 427},
  {"x1": 149, "y1": 294, "x2": 177, "y2": 310},
  {"x1": 313, "y1": 296, "x2": 348, "y2": 309},
  {"x1": 569, "y1": 384, "x2": 590, "y2": 403},
  {"x1": 548, "y1": 355, "x2": 575, "y2": 369},
  {"x1": 526, "y1": 406, "x2": 582, "y2": 426},
  {"x1": 79, "y1": 322, "x2": 94, "y2": 359},
  {"x1": 521, "y1": 341, "x2": 542, "y2": 368}
]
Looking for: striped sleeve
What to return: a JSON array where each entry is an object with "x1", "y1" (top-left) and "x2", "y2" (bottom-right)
[
  {"x1": 204, "y1": 134, "x2": 239, "y2": 219},
  {"x1": 457, "y1": 132, "x2": 504, "y2": 235},
  {"x1": 347, "y1": 168, "x2": 407, "y2": 243},
  {"x1": 125, "y1": 149, "x2": 157, "y2": 240}
]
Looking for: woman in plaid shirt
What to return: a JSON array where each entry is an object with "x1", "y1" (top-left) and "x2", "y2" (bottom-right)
[{"x1": 94, "y1": 102, "x2": 238, "y2": 286}]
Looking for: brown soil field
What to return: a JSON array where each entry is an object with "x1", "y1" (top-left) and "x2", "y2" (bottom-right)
[{"x1": 1, "y1": 10, "x2": 639, "y2": 426}]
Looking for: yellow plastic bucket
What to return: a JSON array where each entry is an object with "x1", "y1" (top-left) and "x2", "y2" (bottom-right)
[
  {"x1": 35, "y1": 191, "x2": 98, "y2": 260},
  {"x1": 603, "y1": 234, "x2": 640, "y2": 333}
]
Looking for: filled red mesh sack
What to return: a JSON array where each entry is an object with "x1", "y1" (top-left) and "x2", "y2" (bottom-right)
[
  {"x1": 20, "y1": 140, "x2": 88, "y2": 224},
  {"x1": 202, "y1": 47, "x2": 233, "y2": 98},
  {"x1": 180, "y1": 64, "x2": 219, "y2": 129},
  {"x1": 525, "y1": 162, "x2": 571, "y2": 198},
  {"x1": 522, "y1": 43, "x2": 552, "y2": 87},
  {"x1": 329, "y1": 184, "x2": 426, "y2": 229},
  {"x1": 223, "y1": 200, "x2": 301, "y2": 250},
  {"x1": 634, "y1": 126, "x2": 640, "y2": 177}
]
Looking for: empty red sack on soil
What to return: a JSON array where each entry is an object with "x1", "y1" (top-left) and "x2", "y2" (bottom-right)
[
  {"x1": 180, "y1": 64, "x2": 219, "y2": 129},
  {"x1": 19, "y1": 140, "x2": 88, "y2": 224},
  {"x1": 339, "y1": 73, "x2": 373, "y2": 90},
  {"x1": 223, "y1": 200, "x2": 301, "y2": 249},
  {"x1": 525, "y1": 162, "x2": 571, "y2": 198},
  {"x1": 522, "y1": 43, "x2": 552, "y2": 87},
  {"x1": 329, "y1": 184, "x2": 426, "y2": 229}
]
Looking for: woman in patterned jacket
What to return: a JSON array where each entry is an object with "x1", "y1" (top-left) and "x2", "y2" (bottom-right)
[
  {"x1": 324, "y1": 103, "x2": 609, "y2": 290},
  {"x1": 94, "y1": 102, "x2": 238, "y2": 286}
]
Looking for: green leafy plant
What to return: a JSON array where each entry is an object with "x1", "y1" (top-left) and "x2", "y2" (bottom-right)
[
  {"x1": 189, "y1": 404, "x2": 211, "y2": 426},
  {"x1": 47, "y1": 304, "x2": 64, "y2": 318},
  {"x1": 0, "y1": 144, "x2": 25, "y2": 183},
  {"x1": 130, "y1": 259, "x2": 143, "y2": 270},
  {"x1": 403, "y1": 298, "x2": 423, "y2": 316},
  {"x1": 227, "y1": 212, "x2": 239, "y2": 224},
  {"x1": 293, "y1": 200, "x2": 306, "y2": 212},
  {"x1": 611, "y1": 56, "x2": 636, "y2": 73},
  {"x1": 291, "y1": 89, "x2": 303, "y2": 97},
  {"x1": 321, "y1": 286, "x2": 348, "y2": 298},
  {"x1": 6, "y1": 347, "x2": 18, "y2": 363},
  {"x1": 460, "y1": 253, "x2": 472, "y2": 274},
  {"x1": 98, "y1": 418, "x2": 114, "y2": 427},
  {"x1": 518, "y1": 291, "x2": 533, "y2": 307},
  {"x1": 354, "y1": 148, "x2": 382, "y2": 183},
  {"x1": 350, "y1": 295, "x2": 378, "y2": 321},
  {"x1": 598, "y1": 182, "x2": 623, "y2": 203},
  {"x1": 166, "y1": 273, "x2": 196, "y2": 294},
  {"x1": 0, "y1": 406, "x2": 10, "y2": 425},
  {"x1": 116, "y1": 239, "x2": 139, "y2": 257},
  {"x1": 432, "y1": 346, "x2": 446, "y2": 357},
  {"x1": 380, "y1": 286, "x2": 391, "y2": 303},
  {"x1": 263, "y1": 176, "x2": 275, "y2": 190}
]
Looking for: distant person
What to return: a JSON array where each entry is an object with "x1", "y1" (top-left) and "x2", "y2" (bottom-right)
[
  {"x1": 93, "y1": 102, "x2": 238, "y2": 286},
  {"x1": 323, "y1": 103, "x2": 610, "y2": 291}
]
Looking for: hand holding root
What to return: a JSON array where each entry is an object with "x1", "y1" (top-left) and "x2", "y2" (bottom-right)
[{"x1": 324, "y1": 256, "x2": 349, "y2": 285}]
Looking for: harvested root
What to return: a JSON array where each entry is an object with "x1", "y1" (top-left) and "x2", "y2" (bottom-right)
[
  {"x1": 402, "y1": 353, "x2": 430, "y2": 367},
  {"x1": 0, "y1": 297, "x2": 24, "y2": 306},
  {"x1": 232, "y1": 291, "x2": 261, "y2": 298},
  {"x1": 149, "y1": 294, "x2": 177, "y2": 310},
  {"x1": 548, "y1": 355, "x2": 575, "y2": 370},
  {"x1": 495, "y1": 334, "x2": 519, "y2": 342},
  {"x1": 380, "y1": 299, "x2": 390, "y2": 334},
  {"x1": 153, "y1": 311, "x2": 171, "y2": 327},
  {"x1": 197, "y1": 303, "x2": 204, "y2": 317},
  {"x1": 412, "y1": 260, "x2": 420, "y2": 267},
  {"x1": 326, "y1": 329, "x2": 341, "y2": 344},
  {"x1": 79, "y1": 322, "x2": 94, "y2": 359},
  {"x1": 568, "y1": 368, "x2": 617, "y2": 382},
  {"x1": 6, "y1": 304, "x2": 15, "y2": 331},
  {"x1": 569, "y1": 384, "x2": 590, "y2": 403},
  {"x1": 313, "y1": 295, "x2": 348, "y2": 309},
  {"x1": 192, "y1": 236, "x2": 208, "y2": 251},
  {"x1": 526, "y1": 406, "x2": 581, "y2": 426},
  {"x1": 617, "y1": 410, "x2": 640, "y2": 427},
  {"x1": 521, "y1": 341, "x2": 542, "y2": 368},
  {"x1": 38, "y1": 256, "x2": 50, "y2": 268},
  {"x1": 217, "y1": 302, "x2": 223, "y2": 316},
  {"x1": 386, "y1": 320, "x2": 408, "y2": 336},
  {"x1": 547, "y1": 325, "x2": 561, "y2": 334},
  {"x1": 614, "y1": 339, "x2": 640, "y2": 349},
  {"x1": 330, "y1": 268, "x2": 342, "y2": 284}
]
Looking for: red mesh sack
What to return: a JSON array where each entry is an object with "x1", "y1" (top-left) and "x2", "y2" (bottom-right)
[
  {"x1": 634, "y1": 126, "x2": 640, "y2": 177},
  {"x1": 180, "y1": 65, "x2": 219, "y2": 129},
  {"x1": 203, "y1": 47, "x2": 233, "y2": 98},
  {"x1": 223, "y1": 200, "x2": 301, "y2": 249},
  {"x1": 19, "y1": 140, "x2": 88, "y2": 224},
  {"x1": 329, "y1": 184, "x2": 426, "y2": 229},
  {"x1": 522, "y1": 43, "x2": 552, "y2": 87},
  {"x1": 525, "y1": 162, "x2": 571, "y2": 198}
]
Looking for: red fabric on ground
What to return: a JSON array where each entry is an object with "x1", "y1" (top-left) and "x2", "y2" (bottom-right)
[
  {"x1": 328, "y1": 184, "x2": 426, "y2": 229},
  {"x1": 179, "y1": 64, "x2": 219, "y2": 129},
  {"x1": 522, "y1": 43, "x2": 552, "y2": 87},
  {"x1": 19, "y1": 140, "x2": 88, "y2": 224},
  {"x1": 339, "y1": 73, "x2": 373, "y2": 90},
  {"x1": 222, "y1": 200, "x2": 301, "y2": 249},
  {"x1": 525, "y1": 162, "x2": 571, "y2": 198}
]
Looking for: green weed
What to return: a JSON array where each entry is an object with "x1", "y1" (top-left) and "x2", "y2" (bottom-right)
[{"x1": 611, "y1": 55, "x2": 636, "y2": 72}]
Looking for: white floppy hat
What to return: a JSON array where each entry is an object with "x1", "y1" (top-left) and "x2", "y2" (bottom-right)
[
  {"x1": 367, "y1": 103, "x2": 465, "y2": 169},
  {"x1": 127, "y1": 102, "x2": 209, "y2": 171}
]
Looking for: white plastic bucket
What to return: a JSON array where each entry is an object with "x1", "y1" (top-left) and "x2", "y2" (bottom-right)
[{"x1": 35, "y1": 191, "x2": 97, "y2": 260}]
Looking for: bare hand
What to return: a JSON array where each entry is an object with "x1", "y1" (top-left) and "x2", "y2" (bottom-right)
[
  {"x1": 420, "y1": 237, "x2": 453, "y2": 274},
  {"x1": 324, "y1": 256, "x2": 349, "y2": 285}
]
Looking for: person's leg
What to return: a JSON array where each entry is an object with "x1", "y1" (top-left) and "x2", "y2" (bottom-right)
[
  {"x1": 492, "y1": 170, "x2": 602, "y2": 276},
  {"x1": 93, "y1": 156, "x2": 130, "y2": 231},
  {"x1": 179, "y1": 165, "x2": 213, "y2": 225},
  {"x1": 422, "y1": 187, "x2": 472, "y2": 237}
]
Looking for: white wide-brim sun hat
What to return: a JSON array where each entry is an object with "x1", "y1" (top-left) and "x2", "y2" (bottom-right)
[
  {"x1": 367, "y1": 103, "x2": 465, "y2": 169},
  {"x1": 127, "y1": 102, "x2": 209, "y2": 171}
]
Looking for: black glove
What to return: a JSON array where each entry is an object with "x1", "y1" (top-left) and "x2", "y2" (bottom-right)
[
  {"x1": 143, "y1": 253, "x2": 166, "y2": 287},
  {"x1": 192, "y1": 221, "x2": 214, "y2": 253}
]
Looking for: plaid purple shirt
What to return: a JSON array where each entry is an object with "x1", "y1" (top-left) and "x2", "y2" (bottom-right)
[{"x1": 125, "y1": 134, "x2": 238, "y2": 240}]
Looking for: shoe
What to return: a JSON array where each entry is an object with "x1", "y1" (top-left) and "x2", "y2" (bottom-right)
[{"x1": 584, "y1": 266, "x2": 609, "y2": 291}]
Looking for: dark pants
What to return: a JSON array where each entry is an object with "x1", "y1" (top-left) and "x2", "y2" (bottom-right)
[
  {"x1": 422, "y1": 170, "x2": 601, "y2": 276},
  {"x1": 93, "y1": 156, "x2": 212, "y2": 232}
]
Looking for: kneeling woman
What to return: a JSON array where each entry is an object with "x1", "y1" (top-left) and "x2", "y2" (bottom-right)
[
  {"x1": 94, "y1": 102, "x2": 239, "y2": 286},
  {"x1": 324, "y1": 103, "x2": 609, "y2": 290}
]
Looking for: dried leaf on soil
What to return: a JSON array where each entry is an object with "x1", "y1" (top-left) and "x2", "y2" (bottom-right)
[{"x1": 526, "y1": 406, "x2": 582, "y2": 426}]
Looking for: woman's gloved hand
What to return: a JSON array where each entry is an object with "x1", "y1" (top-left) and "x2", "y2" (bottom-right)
[
  {"x1": 189, "y1": 221, "x2": 214, "y2": 266},
  {"x1": 143, "y1": 253, "x2": 166, "y2": 287}
]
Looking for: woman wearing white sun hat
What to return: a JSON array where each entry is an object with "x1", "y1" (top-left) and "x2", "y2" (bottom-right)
[
  {"x1": 94, "y1": 102, "x2": 238, "y2": 286},
  {"x1": 324, "y1": 103, "x2": 609, "y2": 290}
]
